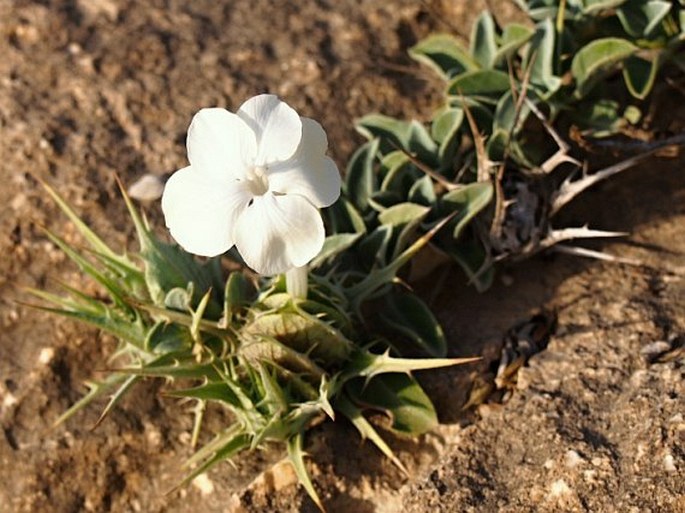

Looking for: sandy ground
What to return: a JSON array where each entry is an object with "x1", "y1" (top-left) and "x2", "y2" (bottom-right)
[{"x1": 1, "y1": 1, "x2": 683, "y2": 512}]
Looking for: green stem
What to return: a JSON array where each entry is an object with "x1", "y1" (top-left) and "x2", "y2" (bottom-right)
[{"x1": 285, "y1": 266, "x2": 308, "y2": 299}]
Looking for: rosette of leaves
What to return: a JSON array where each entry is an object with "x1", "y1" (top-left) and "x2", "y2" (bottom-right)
[
  {"x1": 335, "y1": 0, "x2": 683, "y2": 289},
  {"x1": 28, "y1": 179, "x2": 476, "y2": 511}
]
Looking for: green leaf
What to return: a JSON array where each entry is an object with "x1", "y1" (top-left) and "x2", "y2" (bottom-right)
[
  {"x1": 39, "y1": 178, "x2": 140, "y2": 278},
  {"x1": 345, "y1": 373, "x2": 438, "y2": 435},
  {"x1": 617, "y1": 0, "x2": 672, "y2": 38},
  {"x1": 379, "y1": 151, "x2": 415, "y2": 194},
  {"x1": 356, "y1": 115, "x2": 438, "y2": 164},
  {"x1": 494, "y1": 23, "x2": 534, "y2": 65},
  {"x1": 492, "y1": 90, "x2": 532, "y2": 135},
  {"x1": 287, "y1": 433, "x2": 325, "y2": 512},
  {"x1": 583, "y1": 0, "x2": 628, "y2": 15},
  {"x1": 449, "y1": 239, "x2": 494, "y2": 292},
  {"x1": 344, "y1": 139, "x2": 380, "y2": 212},
  {"x1": 379, "y1": 203, "x2": 431, "y2": 260},
  {"x1": 409, "y1": 33, "x2": 479, "y2": 78},
  {"x1": 571, "y1": 38, "x2": 638, "y2": 97},
  {"x1": 358, "y1": 225, "x2": 393, "y2": 269},
  {"x1": 440, "y1": 182, "x2": 494, "y2": 239},
  {"x1": 119, "y1": 178, "x2": 224, "y2": 314},
  {"x1": 408, "y1": 175, "x2": 437, "y2": 206},
  {"x1": 447, "y1": 69, "x2": 512, "y2": 97},
  {"x1": 222, "y1": 272, "x2": 254, "y2": 324},
  {"x1": 348, "y1": 214, "x2": 456, "y2": 306},
  {"x1": 145, "y1": 321, "x2": 193, "y2": 354},
  {"x1": 244, "y1": 306, "x2": 354, "y2": 366},
  {"x1": 622, "y1": 55, "x2": 660, "y2": 99},
  {"x1": 43, "y1": 230, "x2": 133, "y2": 313},
  {"x1": 431, "y1": 106, "x2": 464, "y2": 144},
  {"x1": 325, "y1": 198, "x2": 366, "y2": 235},
  {"x1": 378, "y1": 202, "x2": 430, "y2": 227},
  {"x1": 310, "y1": 233, "x2": 363, "y2": 269},
  {"x1": 178, "y1": 432, "x2": 251, "y2": 491},
  {"x1": 381, "y1": 292, "x2": 447, "y2": 357},
  {"x1": 470, "y1": 11, "x2": 498, "y2": 69},
  {"x1": 167, "y1": 382, "x2": 241, "y2": 406},
  {"x1": 523, "y1": 18, "x2": 562, "y2": 97},
  {"x1": 28, "y1": 303, "x2": 147, "y2": 348},
  {"x1": 52, "y1": 373, "x2": 130, "y2": 427},
  {"x1": 92, "y1": 374, "x2": 140, "y2": 429}
]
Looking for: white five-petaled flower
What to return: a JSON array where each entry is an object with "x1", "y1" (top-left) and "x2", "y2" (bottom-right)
[{"x1": 161, "y1": 94, "x2": 341, "y2": 275}]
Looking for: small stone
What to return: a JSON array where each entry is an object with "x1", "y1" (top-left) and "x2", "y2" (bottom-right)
[
  {"x1": 2, "y1": 391, "x2": 18, "y2": 410},
  {"x1": 669, "y1": 413, "x2": 683, "y2": 423},
  {"x1": 191, "y1": 473, "x2": 215, "y2": 496},
  {"x1": 564, "y1": 450, "x2": 583, "y2": 469},
  {"x1": 663, "y1": 454, "x2": 677, "y2": 473},
  {"x1": 10, "y1": 193, "x2": 27, "y2": 211},
  {"x1": 38, "y1": 347, "x2": 55, "y2": 365},
  {"x1": 127, "y1": 173, "x2": 166, "y2": 202},
  {"x1": 549, "y1": 479, "x2": 572, "y2": 498},
  {"x1": 67, "y1": 42, "x2": 82, "y2": 55},
  {"x1": 269, "y1": 460, "x2": 298, "y2": 491}
]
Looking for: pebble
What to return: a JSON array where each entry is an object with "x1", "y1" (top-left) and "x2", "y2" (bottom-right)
[
  {"x1": 549, "y1": 479, "x2": 572, "y2": 498},
  {"x1": 127, "y1": 173, "x2": 166, "y2": 202},
  {"x1": 191, "y1": 473, "x2": 215, "y2": 496},
  {"x1": 564, "y1": 450, "x2": 583, "y2": 469},
  {"x1": 38, "y1": 347, "x2": 55, "y2": 365},
  {"x1": 663, "y1": 454, "x2": 677, "y2": 473}
]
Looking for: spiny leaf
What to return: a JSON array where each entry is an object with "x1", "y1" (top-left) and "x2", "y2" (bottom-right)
[
  {"x1": 335, "y1": 393, "x2": 408, "y2": 475},
  {"x1": 43, "y1": 230, "x2": 133, "y2": 313},
  {"x1": 381, "y1": 292, "x2": 447, "y2": 357},
  {"x1": 26, "y1": 303, "x2": 147, "y2": 349},
  {"x1": 344, "y1": 350, "x2": 480, "y2": 382},
  {"x1": 287, "y1": 433, "x2": 325, "y2": 512},
  {"x1": 175, "y1": 432, "x2": 251, "y2": 493},
  {"x1": 38, "y1": 176, "x2": 139, "y2": 275},
  {"x1": 92, "y1": 374, "x2": 140, "y2": 429},
  {"x1": 166, "y1": 381, "x2": 241, "y2": 406},
  {"x1": 345, "y1": 373, "x2": 438, "y2": 435},
  {"x1": 347, "y1": 213, "x2": 456, "y2": 306},
  {"x1": 52, "y1": 373, "x2": 130, "y2": 427}
]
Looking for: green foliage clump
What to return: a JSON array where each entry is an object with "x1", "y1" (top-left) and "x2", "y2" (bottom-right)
[
  {"x1": 335, "y1": 0, "x2": 684, "y2": 289},
  {"x1": 30, "y1": 179, "x2": 473, "y2": 510}
]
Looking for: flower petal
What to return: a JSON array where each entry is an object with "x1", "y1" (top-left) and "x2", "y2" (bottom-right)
[
  {"x1": 187, "y1": 108, "x2": 257, "y2": 181},
  {"x1": 268, "y1": 118, "x2": 341, "y2": 208},
  {"x1": 234, "y1": 193, "x2": 325, "y2": 275},
  {"x1": 161, "y1": 166, "x2": 252, "y2": 257},
  {"x1": 237, "y1": 94, "x2": 302, "y2": 164}
]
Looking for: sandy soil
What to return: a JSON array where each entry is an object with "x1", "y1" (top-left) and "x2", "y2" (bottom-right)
[{"x1": 1, "y1": 1, "x2": 683, "y2": 512}]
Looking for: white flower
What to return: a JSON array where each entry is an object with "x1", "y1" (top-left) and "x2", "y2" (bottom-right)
[{"x1": 161, "y1": 94, "x2": 341, "y2": 275}]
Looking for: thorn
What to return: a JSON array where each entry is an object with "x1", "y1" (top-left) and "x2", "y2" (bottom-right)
[
  {"x1": 553, "y1": 244, "x2": 643, "y2": 266},
  {"x1": 550, "y1": 150, "x2": 658, "y2": 215}
]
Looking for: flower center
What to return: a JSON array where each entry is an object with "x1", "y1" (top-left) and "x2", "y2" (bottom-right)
[{"x1": 245, "y1": 165, "x2": 269, "y2": 196}]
